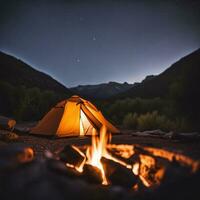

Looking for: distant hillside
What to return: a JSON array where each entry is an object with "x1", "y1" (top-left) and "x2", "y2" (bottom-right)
[
  {"x1": 118, "y1": 48, "x2": 200, "y2": 99},
  {"x1": 0, "y1": 51, "x2": 72, "y2": 120},
  {"x1": 0, "y1": 51, "x2": 72, "y2": 95},
  {"x1": 71, "y1": 81, "x2": 134, "y2": 99},
  {"x1": 102, "y1": 49, "x2": 200, "y2": 131}
]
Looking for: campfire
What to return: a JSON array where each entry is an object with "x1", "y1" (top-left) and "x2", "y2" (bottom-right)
[{"x1": 58, "y1": 126, "x2": 200, "y2": 190}]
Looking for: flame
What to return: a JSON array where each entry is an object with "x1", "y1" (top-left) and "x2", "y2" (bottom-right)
[
  {"x1": 137, "y1": 154, "x2": 166, "y2": 187},
  {"x1": 85, "y1": 126, "x2": 132, "y2": 185},
  {"x1": 65, "y1": 126, "x2": 132, "y2": 185},
  {"x1": 132, "y1": 162, "x2": 140, "y2": 175},
  {"x1": 71, "y1": 145, "x2": 86, "y2": 173},
  {"x1": 64, "y1": 128, "x2": 199, "y2": 190},
  {"x1": 86, "y1": 125, "x2": 109, "y2": 185},
  {"x1": 66, "y1": 127, "x2": 167, "y2": 188}
]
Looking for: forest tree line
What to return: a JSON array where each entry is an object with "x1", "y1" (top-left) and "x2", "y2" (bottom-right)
[
  {"x1": 0, "y1": 70, "x2": 199, "y2": 132},
  {"x1": 97, "y1": 75, "x2": 200, "y2": 132},
  {"x1": 0, "y1": 80, "x2": 67, "y2": 121}
]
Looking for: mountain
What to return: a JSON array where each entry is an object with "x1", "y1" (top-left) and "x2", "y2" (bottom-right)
[
  {"x1": 0, "y1": 51, "x2": 72, "y2": 95},
  {"x1": 107, "y1": 49, "x2": 200, "y2": 131},
  {"x1": 118, "y1": 48, "x2": 200, "y2": 99},
  {"x1": 0, "y1": 51, "x2": 72, "y2": 120},
  {"x1": 71, "y1": 81, "x2": 134, "y2": 99}
]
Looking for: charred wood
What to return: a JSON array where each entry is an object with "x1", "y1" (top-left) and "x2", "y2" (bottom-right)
[
  {"x1": 81, "y1": 164, "x2": 103, "y2": 184},
  {"x1": 59, "y1": 145, "x2": 85, "y2": 166},
  {"x1": 101, "y1": 157, "x2": 138, "y2": 188}
]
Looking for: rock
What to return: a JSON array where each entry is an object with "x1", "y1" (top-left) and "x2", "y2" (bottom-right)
[
  {"x1": 144, "y1": 130, "x2": 166, "y2": 136},
  {"x1": 0, "y1": 116, "x2": 16, "y2": 131},
  {"x1": 163, "y1": 131, "x2": 175, "y2": 139},
  {"x1": 0, "y1": 159, "x2": 48, "y2": 200},
  {"x1": 131, "y1": 130, "x2": 182, "y2": 140},
  {"x1": 44, "y1": 150, "x2": 55, "y2": 159},
  {"x1": 175, "y1": 132, "x2": 200, "y2": 141},
  {"x1": 0, "y1": 143, "x2": 34, "y2": 171}
]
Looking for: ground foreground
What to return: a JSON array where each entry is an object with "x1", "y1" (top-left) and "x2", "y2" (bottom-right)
[{"x1": 0, "y1": 127, "x2": 200, "y2": 200}]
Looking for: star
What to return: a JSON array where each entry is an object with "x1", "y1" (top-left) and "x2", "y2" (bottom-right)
[{"x1": 76, "y1": 58, "x2": 80, "y2": 63}]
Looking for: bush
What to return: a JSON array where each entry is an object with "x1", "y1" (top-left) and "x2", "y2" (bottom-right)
[
  {"x1": 123, "y1": 113, "x2": 138, "y2": 129},
  {"x1": 137, "y1": 111, "x2": 178, "y2": 131},
  {"x1": 99, "y1": 94, "x2": 197, "y2": 131},
  {"x1": 122, "y1": 111, "x2": 189, "y2": 132},
  {"x1": 102, "y1": 97, "x2": 167, "y2": 124}
]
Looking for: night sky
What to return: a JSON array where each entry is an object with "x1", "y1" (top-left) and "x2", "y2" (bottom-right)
[{"x1": 0, "y1": 0, "x2": 200, "y2": 87}]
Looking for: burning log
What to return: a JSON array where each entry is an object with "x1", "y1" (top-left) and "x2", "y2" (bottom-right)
[
  {"x1": 128, "y1": 150, "x2": 170, "y2": 189},
  {"x1": 81, "y1": 164, "x2": 103, "y2": 184},
  {"x1": 101, "y1": 157, "x2": 138, "y2": 188},
  {"x1": 55, "y1": 127, "x2": 200, "y2": 191},
  {"x1": 138, "y1": 154, "x2": 164, "y2": 187},
  {"x1": 143, "y1": 146, "x2": 200, "y2": 172},
  {"x1": 107, "y1": 148, "x2": 132, "y2": 165},
  {"x1": 107, "y1": 144, "x2": 135, "y2": 160},
  {"x1": 59, "y1": 145, "x2": 85, "y2": 167},
  {"x1": 134, "y1": 145, "x2": 154, "y2": 156}
]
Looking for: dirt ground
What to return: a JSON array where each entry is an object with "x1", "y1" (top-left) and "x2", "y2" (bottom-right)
[{"x1": 1, "y1": 128, "x2": 200, "y2": 160}]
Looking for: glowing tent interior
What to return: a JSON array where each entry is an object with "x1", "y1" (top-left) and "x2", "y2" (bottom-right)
[{"x1": 30, "y1": 95, "x2": 119, "y2": 137}]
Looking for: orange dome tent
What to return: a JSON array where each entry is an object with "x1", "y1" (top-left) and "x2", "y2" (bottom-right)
[{"x1": 30, "y1": 95, "x2": 119, "y2": 137}]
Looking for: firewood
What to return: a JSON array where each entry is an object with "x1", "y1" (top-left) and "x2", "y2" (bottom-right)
[
  {"x1": 134, "y1": 145, "x2": 152, "y2": 155},
  {"x1": 47, "y1": 159, "x2": 81, "y2": 178},
  {"x1": 107, "y1": 148, "x2": 131, "y2": 165},
  {"x1": 134, "y1": 154, "x2": 170, "y2": 188},
  {"x1": 59, "y1": 145, "x2": 85, "y2": 166},
  {"x1": 101, "y1": 157, "x2": 138, "y2": 188},
  {"x1": 81, "y1": 164, "x2": 103, "y2": 184}
]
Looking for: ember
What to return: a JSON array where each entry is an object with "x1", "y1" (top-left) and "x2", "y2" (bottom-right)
[{"x1": 60, "y1": 127, "x2": 200, "y2": 190}]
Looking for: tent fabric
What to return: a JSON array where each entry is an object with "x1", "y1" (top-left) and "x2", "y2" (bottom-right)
[
  {"x1": 80, "y1": 110, "x2": 93, "y2": 136},
  {"x1": 31, "y1": 106, "x2": 64, "y2": 135},
  {"x1": 30, "y1": 95, "x2": 119, "y2": 137}
]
